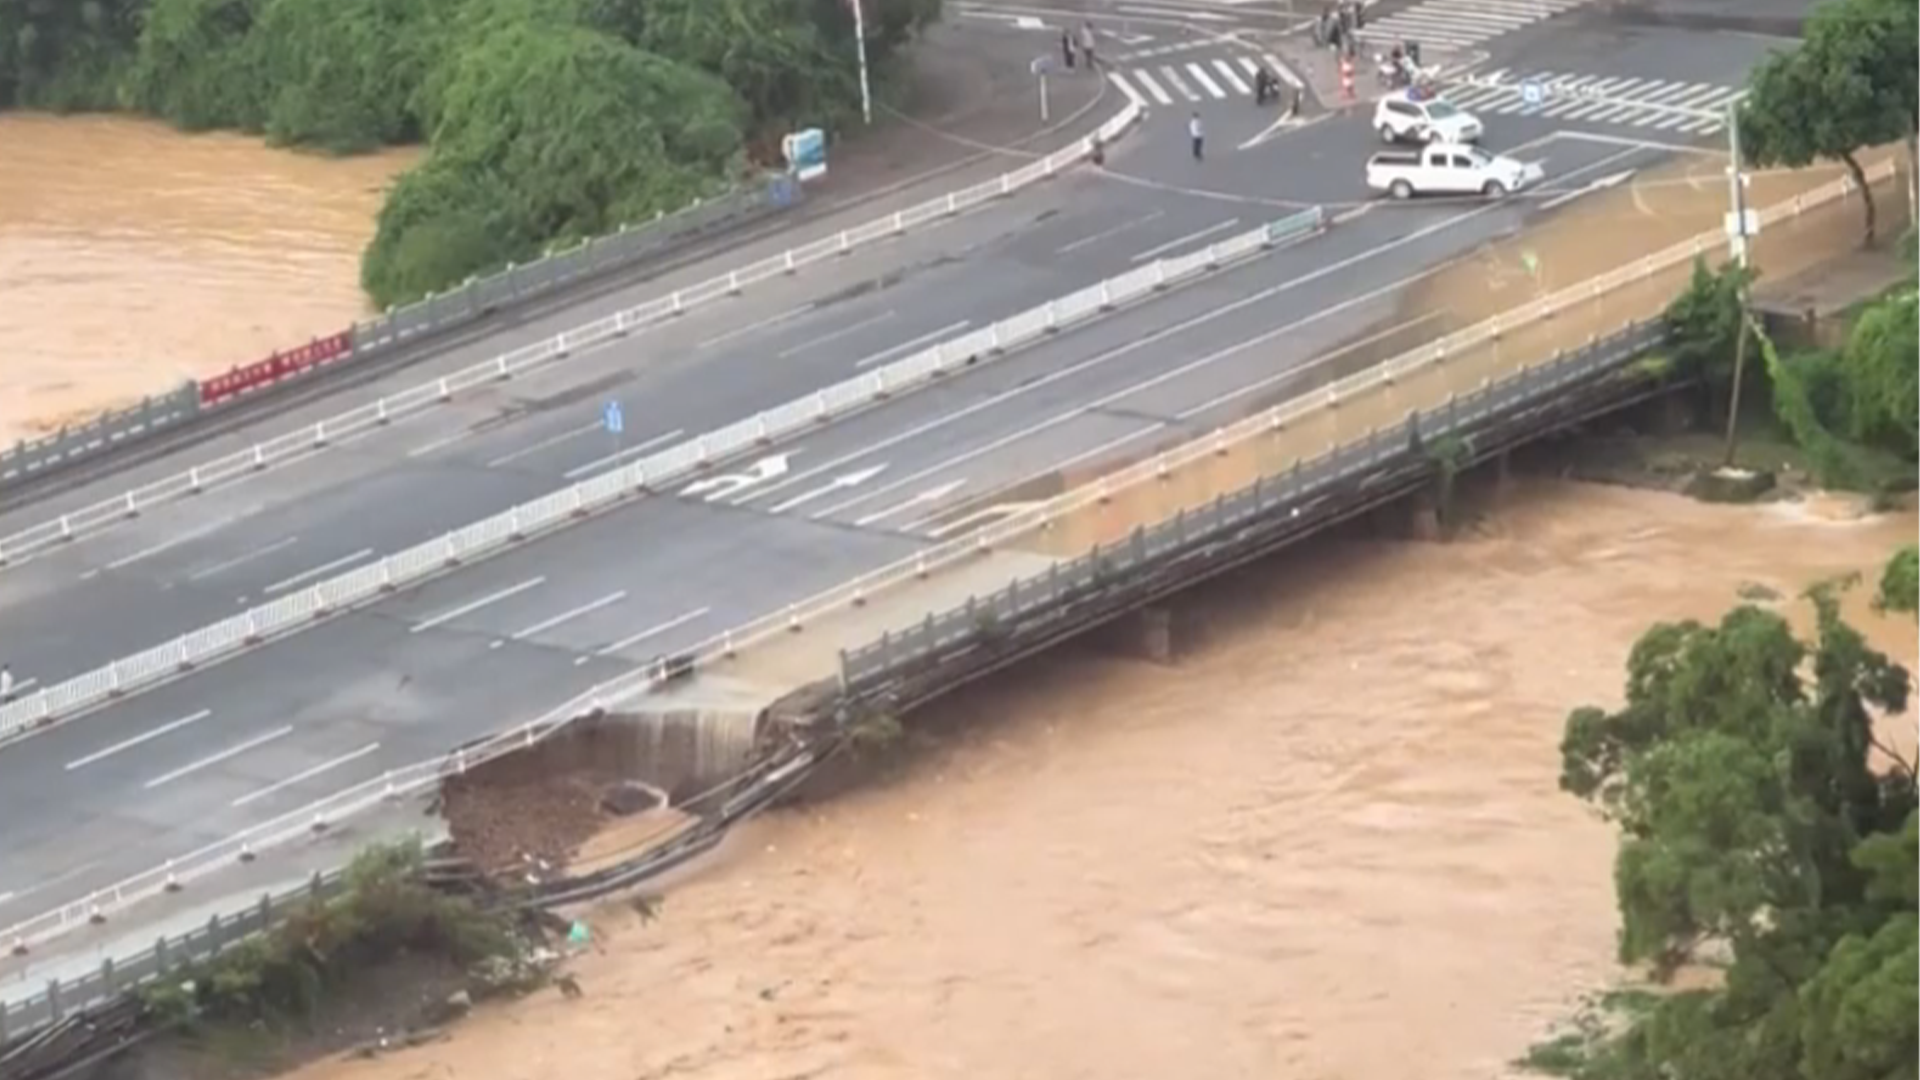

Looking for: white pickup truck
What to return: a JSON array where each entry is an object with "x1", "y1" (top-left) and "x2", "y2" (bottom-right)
[{"x1": 1365, "y1": 143, "x2": 1544, "y2": 200}]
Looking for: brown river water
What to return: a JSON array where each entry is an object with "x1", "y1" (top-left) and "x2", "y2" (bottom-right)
[
  {"x1": 0, "y1": 114, "x2": 416, "y2": 445},
  {"x1": 274, "y1": 480, "x2": 1915, "y2": 1080}
]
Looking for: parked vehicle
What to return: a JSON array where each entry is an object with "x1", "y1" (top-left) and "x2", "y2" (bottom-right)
[
  {"x1": 1373, "y1": 90, "x2": 1482, "y2": 144},
  {"x1": 1365, "y1": 143, "x2": 1543, "y2": 200}
]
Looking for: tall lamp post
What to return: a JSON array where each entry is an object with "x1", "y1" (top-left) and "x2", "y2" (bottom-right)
[{"x1": 851, "y1": 0, "x2": 874, "y2": 126}]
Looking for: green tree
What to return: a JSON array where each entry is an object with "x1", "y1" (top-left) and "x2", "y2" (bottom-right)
[
  {"x1": 126, "y1": 0, "x2": 269, "y2": 131},
  {"x1": 1837, "y1": 286, "x2": 1920, "y2": 457},
  {"x1": 0, "y1": 0, "x2": 145, "y2": 109},
  {"x1": 1661, "y1": 257, "x2": 1751, "y2": 391},
  {"x1": 1540, "y1": 586, "x2": 1917, "y2": 1080},
  {"x1": 1737, "y1": 0, "x2": 1919, "y2": 243},
  {"x1": 253, "y1": 0, "x2": 435, "y2": 152},
  {"x1": 1876, "y1": 545, "x2": 1918, "y2": 615},
  {"x1": 362, "y1": 21, "x2": 747, "y2": 306}
]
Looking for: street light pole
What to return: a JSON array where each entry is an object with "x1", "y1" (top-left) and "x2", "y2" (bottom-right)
[
  {"x1": 1720, "y1": 96, "x2": 1755, "y2": 466},
  {"x1": 851, "y1": 0, "x2": 874, "y2": 126}
]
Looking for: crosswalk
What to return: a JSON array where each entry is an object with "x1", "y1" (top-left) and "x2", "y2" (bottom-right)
[
  {"x1": 1440, "y1": 71, "x2": 1745, "y2": 135},
  {"x1": 1360, "y1": 0, "x2": 1594, "y2": 53},
  {"x1": 1107, "y1": 51, "x2": 1291, "y2": 107}
]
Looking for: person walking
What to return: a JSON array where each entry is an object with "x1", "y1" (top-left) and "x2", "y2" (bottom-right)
[
  {"x1": 1188, "y1": 112, "x2": 1205, "y2": 161},
  {"x1": 1061, "y1": 29, "x2": 1076, "y2": 70},
  {"x1": 1, "y1": 663, "x2": 13, "y2": 704},
  {"x1": 1079, "y1": 21, "x2": 1100, "y2": 71}
]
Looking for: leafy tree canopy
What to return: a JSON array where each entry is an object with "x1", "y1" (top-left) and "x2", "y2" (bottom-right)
[
  {"x1": 1538, "y1": 586, "x2": 1918, "y2": 1080},
  {"x1": 1737, "y1": 0, "x2": 1919, "y2": 242}
]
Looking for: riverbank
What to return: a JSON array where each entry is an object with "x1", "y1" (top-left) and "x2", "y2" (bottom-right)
[{"x1": 146, "y1": 477, "x2": 1911, "y2": 1080}]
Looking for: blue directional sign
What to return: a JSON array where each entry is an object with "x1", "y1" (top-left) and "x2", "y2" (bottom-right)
[
  {"x1": 1520, "y1": 79, "x2": 1545, "y2": 110},
  {"x1": 603, "y1": 400, "x2": 624, "y2": 436}
]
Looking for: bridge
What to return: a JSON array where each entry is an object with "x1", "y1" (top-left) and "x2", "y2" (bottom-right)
[{"x1": 0, "y1": 22, "x2": 1905, "y2": 1052}]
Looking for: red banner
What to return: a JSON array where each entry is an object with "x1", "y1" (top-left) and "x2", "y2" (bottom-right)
[{"x1": 199, "y1": 331, "x2": 353, "y2": 407}]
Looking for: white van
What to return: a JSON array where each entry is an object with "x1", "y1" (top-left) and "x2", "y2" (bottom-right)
[{"x1": 1373, "y1": 91, "x2": 1483, "y2": 145}]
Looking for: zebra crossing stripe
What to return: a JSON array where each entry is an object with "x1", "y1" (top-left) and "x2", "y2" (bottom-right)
[
  {"x1": 1110, "y1": 52, "x2": 1295, "y2": 104},
  {"x1": 1133, "y1": 68, "x2": 1175, "y2": 106},
  {"x1": 1210, "y1": 58, "x2": 1250, "y2": 95},
  {"x1": 1365, "y1": 0, "x2": 1594, "y2": 50},
  {"x1": 1441, "y1": 73, "x2": 1742, "y2": 134},
  {"x1": 1160, "y1": 64, "x2": 1199, "y2": 101},
  {"x1": 1187, "y1": 62, "x2": 1226, "y2": 98}
]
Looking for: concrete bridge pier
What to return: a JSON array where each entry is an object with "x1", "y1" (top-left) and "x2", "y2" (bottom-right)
[{"x1": 1098, "y1": 604, "x2": 1186, "y2": 665}]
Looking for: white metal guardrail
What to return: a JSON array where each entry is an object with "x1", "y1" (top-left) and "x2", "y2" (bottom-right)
[
  {"x1": 0, "y1": 201, "x2": 1321, "y2": 747},
  {"x1": 0, "y1": 100, "x2": 1147, "y2": 571},
  {"x1": 3, "y1": 161, "x2": 1886, "y2": 962}
]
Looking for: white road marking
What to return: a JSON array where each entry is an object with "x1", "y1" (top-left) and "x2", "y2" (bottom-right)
[
  {"x1": 410, "y1": 576, "x2": 547, "y2": 634},
  {"x1": 492, "y1": 590, "x2": 628, "y2": 649},
  {"x1": 186, "y1": 536, "x2": 299, "y2": 582},
  {"x1": 98, "y1": 514, "x2": 243, "y2": 574},
  {"x1": 853, "y1": 320, "x2": 971, "y2": 369},
  {"x1": 1106, "y1": 71, "x2": 1148, "y2": 111},
  {"x1": 746, "y1": 134, "x2": 1627, "y2": 512},
  {"x1": 923, "y1": 501, "x2": 1045, "y2": 539},
  {"x1": 681, "y1": 453, "x2": 794, "y2": 500},
  {"x1": 143, "y1": 725, "x2": 294, "y2": 790},
  {"x1": 1058, "y1": 209, "x2": 1165, "y2": 255},
  {"x1": 1547, "y1": 130, "x2": 1725, "y2": 155},
  {"x1": 1210, "y1": 58, "x2": 1250, "y2": 96},
  {"x1": 1158, "y1": 63, "x2": 1200, "y2": 102},
  {"x1": 580, "y1": 605, "x2": 713, "y2": 664},
  {"x1": 777, "y1": 311, "x2": 897, "y2": 358},
  {"x1": 264, "y1": 547, "x2": 373, "y2": 595},
  {"x1": 1121, "y1": 4, "x2": 1231, "y2": 20},
  {"x1": 1132, "y1": 68, "x2": 1176, "y2": 106},
  {"x1": 561, "y1": 428, "x2": 687, "y2": 481},
  {"x1": 406, "y1": 428, "x2": 473, "y2": 458},
  {"x1": 697, "y1": 304, "x2": 815, "y2": 350},
  {"x1": 1186, "y1": 61, "x2": 1226, "y2": 99},
  {"x1": 65, "y1": 709, "x2": 211, "y2": 771},
  {"x1": 485, "y1": 421, "x2": 602, "y2": 468},
  {"x1": 769, "y1": 464, "x2": 890, "y2": 514},
  {"x1": 854, "y1": 479, "x2": 969, "y2": 527},
  {"x1": 10, "y1": 676, "x2": 37, "y2": 694},
  {"x1": 1130, "y1": 218, "x2": 1240, "y2": 263},
  {"x1": 231, "y1": 742, "x2": 382, "y2": 807}
]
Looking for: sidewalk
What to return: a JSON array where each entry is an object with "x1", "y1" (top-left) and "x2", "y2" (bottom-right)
[{"x1": 787, "y1": 20, "x2": 1105, "y2": 216}]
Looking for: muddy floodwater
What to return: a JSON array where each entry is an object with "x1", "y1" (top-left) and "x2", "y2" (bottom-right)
[
  {"x1": 272, "y1": 481, "x2": 1916, "y2": 1080},
  {"x1": 0, "y1": 113, "x2": 417, "y2": 444}
]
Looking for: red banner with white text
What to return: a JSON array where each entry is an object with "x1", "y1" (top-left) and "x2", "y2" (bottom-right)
[{"x1": 199, "y1": 331, "x2": 354, "y2": 408}]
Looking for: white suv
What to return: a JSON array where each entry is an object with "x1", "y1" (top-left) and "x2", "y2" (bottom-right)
[{"x1": 1374, "y1": 91, "x2": 1483, "y2": 145}]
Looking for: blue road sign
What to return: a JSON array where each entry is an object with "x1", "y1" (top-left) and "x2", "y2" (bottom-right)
[
  {"x1": 1520, "y1": 79, "x2": 1545, "y2": 109},
  {"x1": 603, "y1": 400, "x2": 624, "y2": 436}
]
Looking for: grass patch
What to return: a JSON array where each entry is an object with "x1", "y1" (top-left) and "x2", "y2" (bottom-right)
[{"x1": 139, "y1": 840, "x2": 530, "y2": 1035}]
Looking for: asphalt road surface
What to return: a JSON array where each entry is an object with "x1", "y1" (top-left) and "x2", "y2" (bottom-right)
[{"x1": 0, "y1": 120, "x2": 1681, "y2": 927}]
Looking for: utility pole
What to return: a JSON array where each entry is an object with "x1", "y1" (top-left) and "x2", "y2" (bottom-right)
[
  {"x1": 851, "y1": 0, "x2": 874, "y2": 126},
  {"x1": 1720, "y1": 96, "x2": 1755, "y2": 467}
]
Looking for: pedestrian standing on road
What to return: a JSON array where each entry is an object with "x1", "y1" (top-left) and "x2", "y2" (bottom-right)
[
  {"x1": 1189, "y1": 112, "x2": 1205, "y2": 161},
  {"x1": 1061, "y1": 29, "x2": 1076, "y2": 70},
  {"x1": 1079, "y1": 21, "x2": 1099, "y2": 70},
  {"x1": 1, "y1": 664, "x2": 13, "y2": 704}
]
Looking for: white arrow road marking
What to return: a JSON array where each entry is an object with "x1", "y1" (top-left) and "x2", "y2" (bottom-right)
[
  {"x1": 680, "y1": 453, "x2": 796, "y2": 501},
  {"x1": 1538, "y1": 168, "x2": 1637, "y2": 211},
  {"x1": 769, "y1": 464, "x2": 891, "y2": 514},
  {"x1": 853, "y1": 480, "x2": 969, "y2": 528}
]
